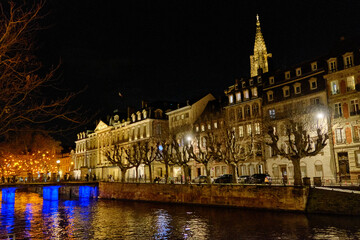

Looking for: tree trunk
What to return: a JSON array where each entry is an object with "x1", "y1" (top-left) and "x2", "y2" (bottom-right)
[
  {"x1": 164, "y1": 162, "x2": 169, "y2": 184},
  {"x1": 230, "y1": 164, "x2": 237, "y2": 183},
  {"x1": 121, "y1": 169, "x2": 127, "y2": 183},
  {"x1": 292, "y1": 158, "x2": 302, "y2": 186},
  {"x1": 204, "y1": 162, "x2": 212, "y2": 184},
  {"x1": 148, "y1": 164, "x2": 152, "y2": 183},
  {"x1": 183, "y1": 165, "x2": 189, "y2": 185},
  {"x1": 135, "y1": 166, "x2": 139, "y2": 182}
]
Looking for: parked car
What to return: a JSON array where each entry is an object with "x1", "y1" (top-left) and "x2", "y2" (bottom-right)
[
  {"x1": 214, "y1": 174, "x2": 233, "y2": 183},
  {"x1": 249, "y1": 174, "x2": 272, "y2": 184},
  {"x1": 238, "y1": 175, "x2": 250, "y2": 183},
  {"x1": 192, "y1": 175, "x2": 208, "y2": 184}
]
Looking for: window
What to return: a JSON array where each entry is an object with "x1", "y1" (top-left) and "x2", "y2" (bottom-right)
[
  {"x1": 334, "y1": 103, "x2": 342, "y2": 118},
  {"x1": 237, "y1": 107, "x2": 243, "y2": 120},
  {"x1": 310, "y1": 97, "x2": 320, "y2": 105},
  {"x1": 343, "y1": 52, "x2": 353, "y2": 68},
  {"x1": 245, "y1": 105, "x2": 251, "y2": 118},
  {"x1": 285, "y1": 71, "x2": 291, "y2": 80},
  {"x1": 252, "y1": 103, "x2": 259, "y2": 116},
  {"x1": 207, "y1": 123, "x2": 211, "y2": 130},
  {"x1": 330, "y1": 80, "x2": 339, "y2": 95},
  {"x1": 267, "y1": 91, "x2": 273, "y2": 101},
  {"x1": 350, "y1": 99, "x2": 359, "y2": 115},
  {"x1": 355, "y1": 150, "x2": 360, "y2": 167},
  {"x1": 296, "y1": 67, "x2": 302, "y2": 76},
  {"x1": 269, "y1": 109, "x2": 276, "y2": 119},
  {"x1": 242, "y1": 82, "x2": 246, "y2": 88},
  {"x1": 251, "y1": 87, "x2": 258, "y2": 97},
  {"x1": 309, "y1": 78, "x2": 317, "y2": 90},
  {"x1": 214, "y1": 122, "x2": 218, "y2": 129},
  {"x1": 236, "y1": 92, "x2": 241, "y2": 102},
  {"x1": 247, "y1": 124, "x2": 252, "y2": 136},
  {"x1": 282, "y1": 86, "x2": 290, "y2": 97},
  {"x1": 353, "y1": 126, "x2": 360, "y2": 143},
  {"x1": 311, "y1": 62, "x2": 317, "y2": 71},
  {"x1": 196, "y1": 126, "x2": 199, "y2": 132},
  {"x1": 293, "y1": 83, "x2": 301, "y2": 94},
  {"x1": 249, "y1": 79, "x2": 254, "y2": 86},
  {"x1": 239, "y1": 126, "x2": 244, "y2": 138},
  {"x1": 300, "y1": 163, "x2": 307, "y2": 178},
  {"x1": 229, "y1": 109, "x2": 235, "y2": 121},
  {"x1": 315, "y1": 161, "x2": 323, "y2": 177},
  {"x1": 181, "y1": 114, "x2": 184, "y2": 119},
  {"x1": 269, "y1": 76, "x2": 274, "y2": 85},
  {"x1": 243, "y1": 90, "x2": 249, "y2": 99},
  {"x1": 185, "y1": 113, "x2": 189, "y2": 118},
  {"x1": 328, "y1": 59, "x2": 337, "y2": 72},
  {"x1": 336, "y1": 128, "x2": 345, "y2": 144},
  {"x1": 255, "y1": 122, "x2": 261, "y2": 135},
  {"x1": 257, "y1": 76, "x2": 262, "y2": 83},
  {"x1": 228, "y1": 95, "x2": 234, "y2": 104},
  {"x1": 137, "y1": 112, "x2": 141, "y2": 120},
  {"x1": 201, "y1": 125, "x2": 205, "y2": 132},
  {"x1": 347, "y1": 76, "x2": 355, "y2": 91}
]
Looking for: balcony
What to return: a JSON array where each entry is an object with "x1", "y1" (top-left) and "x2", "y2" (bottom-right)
[
  {"x1": 354, "y1": 137, "x2": 360, "y2": 143},
  {"x1": 350, "y1": 110, "x2": 360, "y2": 116},
  {"x1": 336, "y1": 139, "x2": 346, "y2": 144},
  {"x1": 331, "y1": 89, "x2": 340, "y2": 95},
  {"x1": 347, "y1": 87, "x2": 355, "y2": 92}
]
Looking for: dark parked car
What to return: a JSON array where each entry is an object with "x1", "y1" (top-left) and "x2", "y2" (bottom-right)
[
  {"x1": 214, "y1": 174, "x2": 233, "y2": 183},
  {"x1": 192, "y1": 175, "x2": 208, "y2": 184},
  {"x1": 238, "y1": 175, "x2": 250, "y2": 183},
  {"x1": 249, "y1": 174, "x2": 272, "y2": 184}
]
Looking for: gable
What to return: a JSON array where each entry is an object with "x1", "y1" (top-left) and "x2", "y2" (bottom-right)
[{"x1": 95, "y1": 120, "x2": 109, "y2": 131}]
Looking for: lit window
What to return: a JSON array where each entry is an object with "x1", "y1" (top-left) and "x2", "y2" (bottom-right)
[
  {"x1": 249, "y1": 79, "x2": 254, "y2": 86},
  {"x1": 208, "y1": 123, "x2": 211, "y2": 130},
  {"x1": 243, "y1": 90, "x2": 249, "y2": 99},
  {"x1": 247, "y1": 124, "x2": 252, "y2": 136},
  {"x1": 236, "y1": 92, "x2": 241, "y2": 102},
  {"x1": 296, "y1": 67, "x2": 302, "y2": 76},
  {"x1": 310, "y1": 97, "x2": 320, "y2": 105},
  {"x1": 282, "y1": 86, "x2": 290, "y2": 97},
  {"x1": 257, "y1": 76, "x2": 262, "y2": 83},
  {"x1": 347, "y1": 76, "x2": 355, "y2": 91},
  {"x1": 285, "y1": 71, "x2": 291, "y2": 80},
  {"x1": 343, "y1": 52, "x2": 353, "y2": 68},
  {"x1": 269, "y1": 109, "x2": 276, "y2": 119},
  {"x1": 311, "y1": 62, "x2": 317, "y2": 71},
  {"x1": 228, "y1": 95, "x2": 234, "y2": 104},
  {"x1": 239, "y1": 126, "x2": 244, "y2": 137},
  {"x1": 269, "y1": 76, "x2": 274, "y2": 85},
  {"x1": 255, "y1": 122, "x2": 261, "y2": 135},
  {"x1": 201, "y1": 125, "x2": 205, "y2": 131},
  {"x1": 335, "y1": 128, "x2": 345, "y2": 144},
  {"x1": 350, "y1": 99, "x2": 359, "y2": 115},
  {"x1": 330, "y1": 80, "x2": 339, "y2": 95},
  {"x1": 251, "y1": 87, "x2": 258, "y2": 97},
  {"x1": 267, "y1": 91, "x2": 273, "y2": 101},
  {"x1": 294, "y1": 83, "x2": 301, "y2": 94},
  {"x1": 181, "y1": 114, "x2": 184, "y2": 119},
  {"x1": 196, "y1": 126, "x2": 199, "y2": 132},
  {"x1": 309, "y1": 78, "x2": 317, "y2": 90},
  {"x1": 214, "y1": 122, "x2": 218, "y2": 129}
]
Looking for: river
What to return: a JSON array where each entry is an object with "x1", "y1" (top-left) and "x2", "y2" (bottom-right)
[{"x1": 0, "y1": 191, "x2": 359, "y2": 239}]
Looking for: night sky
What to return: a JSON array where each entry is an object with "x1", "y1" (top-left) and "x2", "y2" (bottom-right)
[{"x1": 37, "y1": 0, "x2": 360, "y2": 135}]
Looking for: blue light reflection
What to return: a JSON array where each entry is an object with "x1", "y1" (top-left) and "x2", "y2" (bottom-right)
[{"x1": 43, "y1": 186, "x2": 61, "y2": 201}]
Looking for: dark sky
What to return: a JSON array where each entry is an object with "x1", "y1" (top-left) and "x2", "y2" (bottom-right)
[{"x1": 38, "y1": 0, "x2": 360, "y2": 125}]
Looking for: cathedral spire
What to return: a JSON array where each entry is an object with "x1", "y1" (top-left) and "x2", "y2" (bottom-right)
[{"x1": 250, "y1": 14, "x2": 272, "y2": 77}]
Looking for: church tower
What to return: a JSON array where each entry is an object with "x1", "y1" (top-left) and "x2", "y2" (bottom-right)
[{"x1": 250, "y1": 15, "x2": 272, "y2": 77}]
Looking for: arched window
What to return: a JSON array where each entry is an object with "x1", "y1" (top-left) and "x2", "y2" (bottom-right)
[
  {"x1": 245, "y1": 105, "x2": 251, "y2": 118},
  {"x1": 252, "y1": 103, "x2": 259, "y2": 116}
]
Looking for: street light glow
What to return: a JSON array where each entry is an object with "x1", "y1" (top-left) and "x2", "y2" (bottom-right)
[{"x1": 317, "y1": 112, "x2": 324, "y2": 119}]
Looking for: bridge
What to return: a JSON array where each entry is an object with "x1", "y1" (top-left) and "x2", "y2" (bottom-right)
[{"x1": 0, "y1": 181, "x2": 99, "y2": 203}]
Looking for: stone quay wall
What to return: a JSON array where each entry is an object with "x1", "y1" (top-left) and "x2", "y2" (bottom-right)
[{"x1": 99, "y1": 182, "x2": 309, "y2": 212}]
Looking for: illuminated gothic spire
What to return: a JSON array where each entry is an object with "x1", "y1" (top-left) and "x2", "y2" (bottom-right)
[{"x1": 250, "y1": 14, "x2": 272, "y2": 77}]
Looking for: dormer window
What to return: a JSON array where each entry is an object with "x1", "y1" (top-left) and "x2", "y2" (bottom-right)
[
  {"x1": 228, "y1": 94, "x2": 234, "y2": 104},
  {"x1": 309, "y1": 77, "x2": 317, "y2": 90},
  {"x1": 201, "y1": 125, "x2": 205, "y2": 132},
  {"x1": 328, "y1": 58, "x2": 337, "y2": 72},
  {"x1": 267, "y1": 91, "x2": 274, "y2": 102},
  {"x1": 269, "y1": 76, "x2": 275, "y2": 85},
  {"x1": 137, "y1": 112, "x2": 141, "y2": 121},
  {"x1": 242, "y1": 82, "x2": 246, "y2": 88},
  {"x1": 257, "y1": 76, "x2": 262, "y2": 83},
  {"x1": 154, "y1": 109, "x2": 163, "y2": 118},
  {"x1": 131, "y1": 114, "x2": 136, "y2": 122},
  {"x1": 236, "y1": 92, "x2": 241, "y2": 102},
  {"x1": 282, "y1": 86, "x2": 290, "y2": 97},
  {"x1": 294, "y1": 82, "x2": 301, "y2": 94},
  {"x1": 285, "y1": 71, "x2": 291, "y2": 80},
  {"x1": 214, "y1": 122, "x2": 218, "y2": 129},
  {"x1": 207, "y1": 123, "x2": 211, "y2": 130},
  {"x1": 296, "y1": 67, "x2": 302, "y2": 76},
  {"x1": 243, "y1": 89, "x2": 249, "y2": 99},
  {"x1": 343, "y1": 52, "x2": 353, "y2": 68},
  {"x1": 311, "y1": 62, "x2": 317, "y2": 71},
  {"x1": 249, "y1": 79, "x2": 254, "y2": 86},
  {"x1": 196, "y1": 126, "x2": 199, "y2": 132},
  {"x1": 142, "y1": 110, "x2": 147, "y2": 119}
]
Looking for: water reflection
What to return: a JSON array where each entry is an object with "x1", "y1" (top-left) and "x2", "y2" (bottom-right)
[{"x1": 0, "y1": 192, "x2": 359, "y2": 239}]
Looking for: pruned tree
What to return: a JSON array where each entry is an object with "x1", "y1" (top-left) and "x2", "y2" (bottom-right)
[
  {"x1": 267, "y1": 119, "x2": 328, "y2": 186},
  {"x1": 0, "y1": 1, "x2": 80, "y2": 138},
  {"x1": 104, "y1": 145, "x2": 133, "y2": 183},
  {"x1": 171, "y1": 135, "x2": 192, "y2": 184},
  {"x1": 188, "y1": 132, "x2": 217, "y2": 184},
  {"x1": 155, "y1": 138, "x2": 176, "y2": 184},
  {"x1": 128, "y1": 142, "x2": 142, "y2": 182},
  {"x1": 140, "y1": 140, "x2": 157, "y2": 183}
]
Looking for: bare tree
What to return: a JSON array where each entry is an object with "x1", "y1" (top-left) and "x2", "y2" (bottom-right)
[
  {"x1": 170, "y1": 135, "x2": 192, "y2": 184},
  {"x1": 128, "y1": 142, "x2": 143, "y2": 182},
  {"x1": 155, "y1": 138, "x2": 176, "y2": 184},
  {"x1": 140, "y1": 140, "x2": 157, "y2": 183},
  {"x1": 104, "y1": 145, "x2": 133, "y2": 183},
  {"x1": 266, "y1": 118, "x2": 328, "y2": 186},
  {"x1": 0, "y1": 1, "x2": 80, "y2": 138}
]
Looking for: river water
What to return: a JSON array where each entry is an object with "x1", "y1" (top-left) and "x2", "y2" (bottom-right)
[{"x1": 0, "y1": 191, "x2": 360, "y2": 239}]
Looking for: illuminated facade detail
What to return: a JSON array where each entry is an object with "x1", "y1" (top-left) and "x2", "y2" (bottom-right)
[{"x1": 250, "y1": 15, "x2": 272, "y2": 77}]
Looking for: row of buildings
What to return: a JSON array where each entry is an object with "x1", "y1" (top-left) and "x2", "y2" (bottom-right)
[{"x1": 73, "y1": 15, "x2": 360, "y2": 184}]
